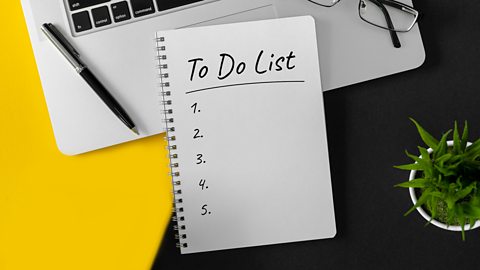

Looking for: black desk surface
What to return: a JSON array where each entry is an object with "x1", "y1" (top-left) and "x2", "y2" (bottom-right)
[{"x1": 153, "y1": 1, "x2": 480, "y2": 269}]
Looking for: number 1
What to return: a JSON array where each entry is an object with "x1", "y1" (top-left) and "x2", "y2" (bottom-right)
[{"x1": 191, "y1": 103, "x2": 200, "y2": 114}]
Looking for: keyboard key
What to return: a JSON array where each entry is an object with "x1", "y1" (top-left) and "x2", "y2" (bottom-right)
[
  {"x1": 130, "y1": 0, "x2": 155, "y2": 18},
  {"x1": 156, "y1": 0, "x2": 203, "y2": 12},
  {"x1": 68, "y1": 0, "x2": 110, "y2": 11},
  {"x1": 111, "y1": 1, "x2": 131, "y2": 23},
  {"x1": 72, "y1": 11, "x2": 92, "y2": 32},
  {"x1": 92, "y1": 6, "x2": 112, "y2": 27}
]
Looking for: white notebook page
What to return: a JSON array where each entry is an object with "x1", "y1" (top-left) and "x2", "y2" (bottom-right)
[{"x1": 156, "y1": 16, "x2": 336, "y2": 254}]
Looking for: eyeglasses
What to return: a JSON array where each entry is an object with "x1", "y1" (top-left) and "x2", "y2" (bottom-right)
[{"x1": 307, "y1": 0, "x2": 421, "y2": 48}]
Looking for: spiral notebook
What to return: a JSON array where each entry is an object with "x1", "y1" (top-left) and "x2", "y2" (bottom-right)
[{"x1": 156, "y1": 16, "x2": 336, "y2": 254}]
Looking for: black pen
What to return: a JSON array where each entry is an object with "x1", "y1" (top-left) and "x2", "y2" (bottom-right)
[{"x1": 40, "y1": 23, "x2": 139, "y2": 136}]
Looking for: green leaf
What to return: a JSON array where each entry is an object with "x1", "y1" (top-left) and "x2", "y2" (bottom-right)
[
  {"x1": 434, "y1": 164, "x2": 457, "y2": 177},
  {"x1": 447, "y1": 206, "x2": 456, "y2": 225},
  {"x1": 418, "y1": 147, "x2": 430, "y2": 162},
  {"x1": 454, "y1": 182, "x2": 476, "y2": 201},
  {"x1": 443, "y1": 161, "x2": 463, "y2": 174},
  {"x1": 459, "y1": 216, "x2": 466, "y2": 241},
  {"x1": 404, "y1": 150, "x2": 434, "y2": 177},
  {"x1": 405, "y1": 190, "x2": 430, "y2": 216},
  {"x1": 434, "y1": 130, "x2": 452, "y2": 159},
  {"x1": 453, "y1": 205, "x2": 467, "y2": 241},
  {"x1": 462, "y1": 203, "x2": 480, "y2": 218},
  {"x1": 410, "y1": 118, "x2": 439, "y2": 150},
  {"x1": 435, "y1": 153, "x2": 452, "y2": 167},
  {"x1": 463, "y1": 159, "x2": 480, "y2": 169},
  {"x1": 445, "y1": 196, "x2": 456, "y2": 209},
  {"x1": 448, "y1": 155, "x2": 463, "y2": 165},
  {"x1": 461, "y1": 121, "x2": 469, "y2": 151},
  {"x1": 394, "y1": 163, "x2": 424, "y2": 171},
  {"x1": 429, "y1": 191, "x2": 446, "y2": 199},
  {"x1": 395, "y1": 178, "x2": 430, "y2": 188},
  {"x1": 465, "y1": 138, "x2": 480, "y2": 157},
  {"x1": 405, "y1": 150, "x2": 424, "y2": 164},
  {"x1": 453, "y1": 121, "x2": 462, "y2": 153},
  {"x1": 429, "y1": 196, "x2": 438, "y2": 219},
  {"x1": 469, "y1": 218, "x2": 476, "y2": 228},
  {"x1": 417, "y1": 147, "x2": 433, "y2": 177},
  {"x1": 471, "y1": 195, "x2": 480, "y2": 207},
  {"x1": 434, "y1": 175, "x2": 449, "y2": 190}
]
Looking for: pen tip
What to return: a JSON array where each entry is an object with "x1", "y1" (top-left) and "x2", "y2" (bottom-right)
[{"x1": 131, "y1": 127, "x2": 140, "y2": 136}]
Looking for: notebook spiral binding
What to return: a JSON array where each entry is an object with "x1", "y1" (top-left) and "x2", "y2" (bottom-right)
[{"x1": 155, "y1": 35, "x2": 188, "y2": 249}]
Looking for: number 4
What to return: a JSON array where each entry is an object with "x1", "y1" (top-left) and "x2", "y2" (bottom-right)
[{"x1": 199, "y1": 179, "x2": 208, "y2": 190}]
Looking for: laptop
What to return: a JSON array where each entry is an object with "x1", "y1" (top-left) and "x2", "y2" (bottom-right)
[
  {"x1": 21, "y1": 0, "x2": 279, "y2": 155},
  {"x1": 21, "y1": 0, "x2": 424, "y2": 155}
]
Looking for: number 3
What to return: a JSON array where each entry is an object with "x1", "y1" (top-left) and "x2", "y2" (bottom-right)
[{"x1": 196, "y1": 154, "x2": 205, "y2": 164}]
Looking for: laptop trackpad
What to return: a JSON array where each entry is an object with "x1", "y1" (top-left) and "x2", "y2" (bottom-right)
[{"x1": 182, "y1": 4, "x2": 278, "y2": 28}]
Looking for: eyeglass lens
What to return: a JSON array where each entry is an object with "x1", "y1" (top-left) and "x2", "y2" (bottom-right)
[
  {"x1": 309, "y1": 0, "x2": 417, "y2": 32},
  {"x1": 308, "y1": 0, "x2": 341, "y2": 8},
  {"x1": 359, "y1": 0, "x2": 417, "y2": 32}
]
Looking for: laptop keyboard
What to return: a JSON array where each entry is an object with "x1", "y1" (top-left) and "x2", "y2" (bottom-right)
[{"x1": 66, "y1": 0, "x2": 207, "y2": 35}]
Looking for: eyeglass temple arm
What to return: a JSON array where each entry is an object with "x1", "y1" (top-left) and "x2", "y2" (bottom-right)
[
  {"x1": 377, "y1": 0, "x2": 418, "y2": 15},
  {"x1": 370, "y1": 0, "x2": 401, "y2": 48},
  {"x1": 377, "y1": 0, "x2": 422, "y2": 22}
]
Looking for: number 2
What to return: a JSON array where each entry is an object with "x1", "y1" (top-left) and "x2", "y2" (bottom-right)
[{"x1": 193, "y1": 129, "x2": 204, "y2": 139}]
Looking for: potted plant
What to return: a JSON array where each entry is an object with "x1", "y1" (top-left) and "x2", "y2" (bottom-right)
[{"x1": 395, "y1": 118, "x2": 480, "y2": 240}]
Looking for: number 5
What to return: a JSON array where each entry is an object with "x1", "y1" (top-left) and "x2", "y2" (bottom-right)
[{"x1": 201, "y1": 204, "x2": 210, "y2": 216}]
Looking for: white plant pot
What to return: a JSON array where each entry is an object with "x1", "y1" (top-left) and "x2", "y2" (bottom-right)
[{"x1": 409, "y1": 140, "x2": 480, "y2": 231}]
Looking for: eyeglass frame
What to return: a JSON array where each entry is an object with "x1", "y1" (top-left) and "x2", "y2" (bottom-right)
[{"x1": 307, "y1": 0, "x2": 422, "y2": 48}]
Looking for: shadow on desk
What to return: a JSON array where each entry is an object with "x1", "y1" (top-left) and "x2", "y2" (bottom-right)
[{"x1": 151, "y1": 220, "x2": 182, "y2": 269}]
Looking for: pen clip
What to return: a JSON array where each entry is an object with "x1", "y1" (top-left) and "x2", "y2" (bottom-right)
[{"x1": 43, "y1": 23, "x2": 80, "y2": 58}]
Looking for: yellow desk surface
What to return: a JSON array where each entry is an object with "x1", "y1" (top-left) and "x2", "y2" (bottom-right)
[{"x1": 0, "y1": 2, "x2": 172, "y2": 269}]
